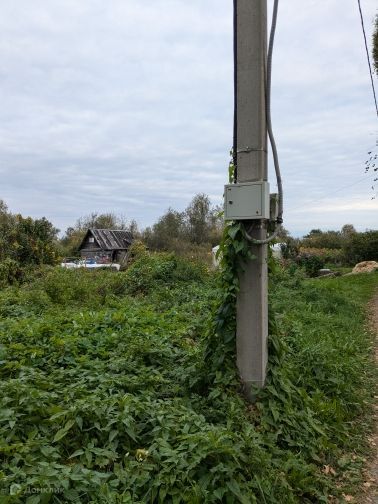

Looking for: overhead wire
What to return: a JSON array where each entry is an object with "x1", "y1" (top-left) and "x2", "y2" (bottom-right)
[
  {"x1": 265, "y1": 0, "x2": 282, "y2": 224},
  {"x1": 237, "y1": 0, "x2": 376, "y2": 244},
  {"x1": 243, "y1": 0, "x2": 283, "y2": 244},
  {"x1": 289, "y1": 173, "x2": 377, "y2": 212},
  {"x1": 232, "y1": 0, "x2": 238, "y2": 181},
  {"x1": 357, "y1": 0, "x2": 378, "y2": 118},
  {"x1": 232, "y1": 0, "x2": 376, "y2": 243}
]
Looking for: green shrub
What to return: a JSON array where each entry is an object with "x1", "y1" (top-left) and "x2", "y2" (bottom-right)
[
  {"x1": 0, "y1": 258, "x2": 23, "y2": 287},
  {"x1": 298, "y1": 246, "x2": 343, "y2": 265},
  {"x1": 296, "y1": 252, "x2": 325, "y2": 277},
  {"x1": 28, "y1": 268, "x2": 128, "y2": 306},
  {"x1": 124, "y1": 253, "x2": 209, "y2": 295},
  {"x1": 343, "y1": 230, "x2": 378, "y2": 264}
]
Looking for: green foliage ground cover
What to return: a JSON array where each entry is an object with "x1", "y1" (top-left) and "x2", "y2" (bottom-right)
[{"x1": 0, "y1": 253, "x2": 377, "y2": 503}]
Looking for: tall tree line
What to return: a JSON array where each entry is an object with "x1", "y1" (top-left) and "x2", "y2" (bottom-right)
[{"x1": 142, "y1": 194, "x2": 223, "y2": 253}]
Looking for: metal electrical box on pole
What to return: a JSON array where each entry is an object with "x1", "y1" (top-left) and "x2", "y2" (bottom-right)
[
  {"x1": 234, "y1": 0, "x2": 269, "y2": 397},
  {"x1": 224, "y1": 182, "x2": 270, "y2": 220}
]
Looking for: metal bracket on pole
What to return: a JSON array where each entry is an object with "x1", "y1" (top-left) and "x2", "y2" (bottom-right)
[{"x1": 237, "y1": 147, "x2": 267, "y2": 154}]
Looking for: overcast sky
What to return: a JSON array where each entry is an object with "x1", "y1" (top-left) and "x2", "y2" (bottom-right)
[{"x1": 0, "y1": 0, "x2": 377, "y2": 236}]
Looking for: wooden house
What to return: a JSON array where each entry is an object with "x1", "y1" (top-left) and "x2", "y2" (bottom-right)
[{"x1": 79, "y1": 229, "x2": 133, "y2": 263}]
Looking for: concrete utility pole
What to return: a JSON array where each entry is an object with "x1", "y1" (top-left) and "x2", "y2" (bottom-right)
[{"x1": 235, "y1": 0, "x2": 268, "y2": 396}]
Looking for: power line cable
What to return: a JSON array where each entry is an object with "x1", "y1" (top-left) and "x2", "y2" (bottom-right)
[
  {"x1": 290, "y1": 173, "x2": 377, "y2": 211},
  {"x1": 245, "y1": 0, "x2": 283, "y2": 244},
  {"x1": 232, "y1": 0, "x2": 237, "y2": 179},
  {"x1": 233, "y1": 0, "x2": 283, "y2": 245},
  {"x1": 357, "y1": 0, "x2": 378, "y2": 118}
]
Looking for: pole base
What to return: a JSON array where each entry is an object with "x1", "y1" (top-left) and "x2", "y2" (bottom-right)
[{"x1": 241, "y1": 378, "x2": 267, "y2": 403}]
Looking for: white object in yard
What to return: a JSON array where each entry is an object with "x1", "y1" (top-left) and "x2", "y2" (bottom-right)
[
  {"x1": 212, "y1": 245, "x2": 220, "y2": 268},
  {"x1": 61, "y1": 259, "x2": 120, "y2": 271},
  {"x1": 271, "y1": 243, "x2": 283, "y2": 260},
  {"x1": 84, "y1": 262, "x2": 121, "y2": 271}
]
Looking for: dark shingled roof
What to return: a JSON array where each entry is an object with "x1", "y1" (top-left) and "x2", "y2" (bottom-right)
[{"x1": 81, "y1": 229, "x2": 133, "y2": 251}]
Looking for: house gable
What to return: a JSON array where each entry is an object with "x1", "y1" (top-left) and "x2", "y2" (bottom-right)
[{"x1": 78, "y1": 229, "x2": 133, "y2": 261}]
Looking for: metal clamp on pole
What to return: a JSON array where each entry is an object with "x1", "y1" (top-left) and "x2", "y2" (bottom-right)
[{"x1": 237, "y1": 147, "x2": 267, "y2": 154}]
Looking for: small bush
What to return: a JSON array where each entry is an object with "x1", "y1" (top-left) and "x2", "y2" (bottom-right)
[
  {"x1": 125, "y1": 253, "x2": 209, "y2": 295},
  {"x1": 299, "y1": 246, "x2": 343, "y2": 265},
  {"x1": 120, "y1": 240, "x2": 149, "y2": 270},
  {"x1": 0, "y1": 258, "x2": 23, "y2": 287},
  {"x1": 29, "y1": 268, "x2": 128, "y2": 306},
  {"x1": 343, "y1": 230, "x2": 378, "y2": 264},
  {"x1": 296, "y1": 251, "x2": 325, "y2": 277}
]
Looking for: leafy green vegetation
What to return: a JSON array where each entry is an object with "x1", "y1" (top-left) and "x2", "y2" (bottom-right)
[
  {"x1": 280, "y1": 225, "x2": 378, "y2": 270},
  {"x1": 0, "y1": 252, "x2": 377, "y2": 502},
  {"x1": 58, "y1": 194, "x2": 223, "y2": 263},
  {"x1": 296, "y1": 253, "x2": 325, "y2": 278},
  {"x1": 0, "y1": 201, "x2": 59, "y2": 276}
]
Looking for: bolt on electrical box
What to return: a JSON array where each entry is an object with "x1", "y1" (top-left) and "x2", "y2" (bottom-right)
[{"x1": 224, "y1": 181, "x2": 270, "y2": 220}]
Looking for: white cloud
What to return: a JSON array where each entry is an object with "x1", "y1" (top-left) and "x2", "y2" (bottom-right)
[
  {"x1": 293, "y1": 198, "x2": 378, "y2": 214},
  {"x1": 0, "y1": 0, "x2": 377, "y2": 235}
]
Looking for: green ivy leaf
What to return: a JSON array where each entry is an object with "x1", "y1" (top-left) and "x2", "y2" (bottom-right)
[
  {"x1": 228, "y1": 225, "x2": 241, "y2": 240},
  {"x1": 53, "y1": 428, "x2": 69, "y2": 442}
]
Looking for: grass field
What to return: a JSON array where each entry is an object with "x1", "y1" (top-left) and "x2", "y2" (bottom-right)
[{"x1": 0, "y1": 255, "x2": 377, "y2": 503}]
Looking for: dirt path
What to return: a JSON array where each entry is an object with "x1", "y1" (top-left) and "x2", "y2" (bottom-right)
[{"x1": 359, "y1": 292, "x2": 378, "y2": 503}]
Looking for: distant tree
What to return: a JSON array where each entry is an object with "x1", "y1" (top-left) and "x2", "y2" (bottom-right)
[
  {"x1": 207, "y1": 204, "x2": 224, "y2": 246},
  {"x1": 304, "y1": 229, "x2": 322, "y2": 238},
  {"x1": 144, "y1": 209, "x2": 185, "y2": 250},
  {"x1": 341, "y1": 224, "x2": 357, "y2": 237},
  {"x1": 128, "y1": 219, "x2": 139, "y2": 237},
  {"x1": 0, "y1": 200, "x2": 59, "y2": 266},
  {"x1": 142, "y1": 194, "x2": 223, "y2": 253},
  {"x1": 373, "y1": 14, "x2": 378, "y2": 73},
  {"x1": 301, "y1": 229, "x2": 343, "y2": 250},
  {"x1": 298, "y1": 225, "x2": 378, "y2": 266},
  {"x1": 0, "y1": 199, "x2": 8, "y2": 215},
  {"x1": 11, "y1": 216, "x2": 59, "y2": 265},
  {"x1": 0, "y1": 200, "x2": 14, "y2": 261},
  {"x1": 185, "y1": 194, "x2": 213, "y2": 245},
  {"x1": 60, "y1": 227, "x2": 84, "y2": 257},
  {"x1": 75, "y1": 212, "x2": 129, "y2": 231},
  {"x1": 343, "y1": 230, "x2": 378, "y2": 264}
]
